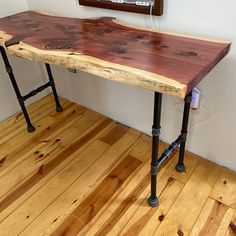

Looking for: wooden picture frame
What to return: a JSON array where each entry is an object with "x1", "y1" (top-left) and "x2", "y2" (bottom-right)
[{"x1": 79, "y1": 0, "x2": 163, "y2": 16}]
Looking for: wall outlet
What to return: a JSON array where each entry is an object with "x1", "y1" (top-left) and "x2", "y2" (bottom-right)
[{"x1": 191, "y1": 88, "x2": 201, "y2": 109}]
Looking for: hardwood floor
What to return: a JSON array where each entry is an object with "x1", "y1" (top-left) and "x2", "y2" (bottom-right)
[{"x1": 0, "y1": 95, "x2": 235, "y2": 236}]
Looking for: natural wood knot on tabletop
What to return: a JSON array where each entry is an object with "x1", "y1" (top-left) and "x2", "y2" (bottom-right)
[
  {"x1": 176, "y1": 51, "x2": 199, "y2": 57},
  {"x1": 160, "y1": 45, "x2": 169, "y2": 49}
]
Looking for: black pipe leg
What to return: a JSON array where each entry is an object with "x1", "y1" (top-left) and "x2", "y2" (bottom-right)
[
  {"x1": 0, "y1": 46, "x2": 35, "y2": 133},
  {"x1": 45, "y1": 63, "x2": 63, "y2": 112},
  {"x1": 148, "y1": 92, "x2": 162, "y2": 207},
  {"x1": 22, "y1": 105, "x2": 35, "y2": 133},
  {"x1": 175, "y1": 91, "x2": 192, "y2": 173}
]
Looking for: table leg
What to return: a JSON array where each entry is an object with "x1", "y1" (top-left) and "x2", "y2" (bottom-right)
[
  {"x1": 0, "y1": 47, "x2": 63, "y2": 132},
  {"x1": 45, "y1": 63, "x2": 63, "y2": 112},
  {"x1": 0, "y1": 46, "x2": 35, "y2": 132},
  {"x1": 175, "y1": 92, "x2": 192, "y2": 172},
  {"x1": 148, "y1": 92, "x2": 162, "y2": 207}
]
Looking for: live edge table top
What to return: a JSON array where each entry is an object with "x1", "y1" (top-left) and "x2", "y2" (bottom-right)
[{"x1": 0, "y1": 11, "x2": 231, "y2": 99}]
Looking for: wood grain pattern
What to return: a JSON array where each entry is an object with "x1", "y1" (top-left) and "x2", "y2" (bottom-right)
[
  {"x1": 211, "y1": 169, "x2": 236, "y2": 210},
  {"x1": 153, "y1": 160, "x2": 222, "y2": 235},
  {"x1": 165, "y1": 151, "x2": 200, "y2": 183},
  {"x1": 227, "y1": 212, "x2": 236, "y2": 236},
  {"x1": 121, "y1": 175, "x2": 184, "y2": 236},
  {"x1": 78, "y1": 135, "x2": 154, "y2": 235},
  {"x1": 100, "y1": 123, "x2": 128, "y2": 145},
  {"x1": 20, "y1": 129, "x2": 141, "y2": 236},
  {"x1": 82, "y1": 141, "x2": 175, "y2": 236},
  {"x1": 0, "y1": 96, "x2": 235, "y2": 236},
  {"x1": 52, "y1": 155, "x2": 142, "y2": 236},
  {"x1": 190, "y1": 198, "x2": 235, "y2": 236},
  {"x1": 0, "y1": 101, "x2": 79, "y2": 176},
  {"x1": 0, "y1": 117, "x2": 112, "y2": 213},
  {"x1": 0, "y1": 11, "x2": 231, "y2": 98}
]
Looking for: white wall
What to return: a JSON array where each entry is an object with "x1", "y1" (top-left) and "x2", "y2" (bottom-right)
[
  {"x1": 0, "y1": 0, "x2": 49, "y2": 121},
  {"x1": 6, "y1": 0, "x2": 236, "y2": 171},
  {"x1": 0, "y1": 0, "x2": 27, "y2": 16}
]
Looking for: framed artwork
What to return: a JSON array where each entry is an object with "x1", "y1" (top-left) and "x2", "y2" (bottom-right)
[{"x1": 79, "y1": 0, "x2": 163, "y2": 16}]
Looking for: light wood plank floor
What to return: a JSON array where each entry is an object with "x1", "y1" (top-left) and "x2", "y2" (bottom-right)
[{"x1": 0, "y1": 95, "x2": 235, "y2": 236}]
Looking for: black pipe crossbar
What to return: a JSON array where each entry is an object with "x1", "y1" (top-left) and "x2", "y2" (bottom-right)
[
  {"x1": 157, "y1": 135, "x2": 183, "y2": 168},
  {"x1": 22, "y1": 82, "x2": 51, "y2": 101}
]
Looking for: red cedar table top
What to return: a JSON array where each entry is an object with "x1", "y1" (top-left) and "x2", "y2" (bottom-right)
[{"x1": 0, "y1": 11, "x2": 231, "y2": 99}]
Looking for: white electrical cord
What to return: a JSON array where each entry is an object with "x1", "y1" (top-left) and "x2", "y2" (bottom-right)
[
  {"x1": 171, "y1": 93, "x2": 211, "y2": 133},
  {"x1": 149, "y1": 0, "x2": 155, "y2": 30},
  {"x1": 189, "y1": 95, "x2": 211, "y2": 133}
]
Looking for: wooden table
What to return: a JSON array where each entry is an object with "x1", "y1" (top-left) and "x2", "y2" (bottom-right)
[{"x1": 0, "y1": 11, "x2": 230, "y2": 207}]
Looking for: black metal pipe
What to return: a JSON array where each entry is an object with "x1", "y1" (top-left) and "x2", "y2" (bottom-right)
[
  {"x1": 45, "y1": 63, "x2": 63, "y2": 112},
  {"x1": 0, "y1": 46, "x2": 35, "y2": 132},
  {"x1": 22, "y1": 82, "x2": 51, "y2": 101},
  {"x1": 176, "y1": 91, "x2": 192, "y2": 172},
  {"x1": 148, "y1": 92, "x2": 162, "y2": 207},
  {"x1": 158, "y1": 135, "x2": 183, "y2": 167}
]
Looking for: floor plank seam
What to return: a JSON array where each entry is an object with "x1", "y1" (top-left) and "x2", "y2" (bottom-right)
[
  {"x1": 0, "y1": 101, "x2": 74, "y2": 177},
  {"x1": 0, "y1": 98, "x2": 70, "y2": 145},
  {"x1": 0, "y1": 117, "x2": 112, "y2": 224},
  {"x1": 18, "y1": 123, "x2": 137, "y2": 234},
  {"x1": 152, "y1": 179, "x2": 185, "y2": 235},
  {"x1": 0, "y1": 97, "x2": 235, "y2": 236}
]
